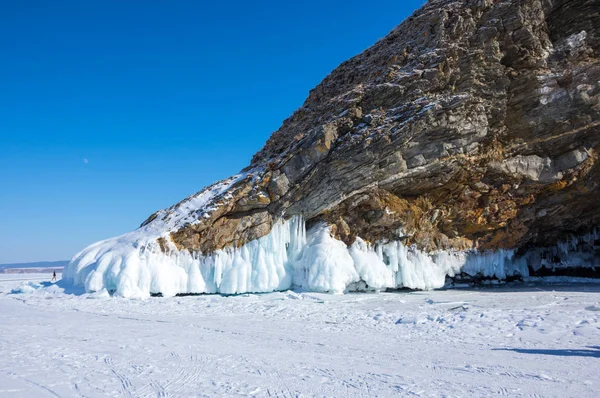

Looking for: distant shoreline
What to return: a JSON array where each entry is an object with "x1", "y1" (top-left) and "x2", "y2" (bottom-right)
[
  {"x1": 0, "y1": 260, "x2": 68, "y2": 269},
  {"x1": 0, "y1": 267, "x2": 64, "y2": 274},
  {"x1": 0, "y1": 261, "x2": 68, "y2": 274}
]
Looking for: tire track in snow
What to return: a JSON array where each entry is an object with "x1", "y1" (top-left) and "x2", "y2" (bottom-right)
[
  {"x1": 137, "y1": 377, "x2": 168, "y2": 398},
  {"x1": 104, "y1": 356, "x2": 136, "y2": 398},
  {"x1": 169, "y1": 368, "x2": 200, "y2": 395},
  {"x1": 149, "y1": 380, "x2": 167, "y2": 398},
  {"x1": 160, "y1": 368, "x2": 189, "y2": 394},
  {"x1": 134, "y1": 366, "x2": 168, "y2": 398}
]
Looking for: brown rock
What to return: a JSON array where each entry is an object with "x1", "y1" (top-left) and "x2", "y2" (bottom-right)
[{"x1": 147, "y1": 0, "x2": 599, "y2": 260}]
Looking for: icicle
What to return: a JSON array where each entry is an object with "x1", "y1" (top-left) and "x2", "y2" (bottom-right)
[{"x1": 63, "y1": 215, "x2": 598, "y2": 297}]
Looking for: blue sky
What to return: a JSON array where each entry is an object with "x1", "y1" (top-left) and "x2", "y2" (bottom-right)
[{"x1": 0, "y1": 0, "x2": 423, "y2": 263}]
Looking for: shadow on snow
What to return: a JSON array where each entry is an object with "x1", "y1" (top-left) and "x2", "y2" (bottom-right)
[
  {"x1": 493, "y1": 346, "x2": 600, "y2": 358},
  {"x1": 40, "y1": 280, "x2": 87, "y2": 296}
]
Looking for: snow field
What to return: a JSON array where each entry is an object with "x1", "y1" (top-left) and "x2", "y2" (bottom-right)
[{"x1": 2, "y1": 274, "x2": 600, "y2": 397}]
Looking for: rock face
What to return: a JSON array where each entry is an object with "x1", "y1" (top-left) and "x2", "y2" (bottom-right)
[
  {"x1": 64, "y1": 0, "x2": 600, "y2": 297},
  {"x1": 171, "y1": 0, "x2": 600, "y2": 254}
]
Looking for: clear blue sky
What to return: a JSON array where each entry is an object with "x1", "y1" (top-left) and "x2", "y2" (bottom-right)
[{"x1": 0, "y1": 0, "x2": 423, "y2": 263}]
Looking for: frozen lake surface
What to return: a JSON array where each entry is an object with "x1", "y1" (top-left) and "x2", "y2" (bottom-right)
[{"x1": 1, "y1": 274, "x2": 599, "y2": 397}]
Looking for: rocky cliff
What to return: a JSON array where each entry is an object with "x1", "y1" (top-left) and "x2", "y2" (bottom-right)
[{"x1": 64, "y1": 0, "x2": 600, "y2": 297}]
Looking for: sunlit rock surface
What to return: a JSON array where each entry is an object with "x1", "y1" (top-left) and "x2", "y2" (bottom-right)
[{"x1": 64, "y1": 0, "x2": 600, "y2": 297}]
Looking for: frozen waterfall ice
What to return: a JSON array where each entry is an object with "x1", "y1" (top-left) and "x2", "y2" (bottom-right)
[{"x1": 64, "y1": 213, "x2": 592, "y2": 298}]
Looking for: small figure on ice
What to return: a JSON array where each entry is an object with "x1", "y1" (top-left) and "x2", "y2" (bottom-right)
[{"x1": 51, "y1": 271, "x2": 57, "y2": 282}]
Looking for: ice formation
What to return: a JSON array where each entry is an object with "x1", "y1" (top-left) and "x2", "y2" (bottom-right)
[
  {"x1": 64, "y1": 202, "x2": 600, "y2": 298},
  {"x1": 63, "y1": 170, "x2": 598, "y2": 298}
]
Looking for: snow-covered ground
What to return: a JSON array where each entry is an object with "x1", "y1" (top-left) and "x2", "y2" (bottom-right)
[{"x1": 1, "y1": 274, "x2": 599, "y2": 397}]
